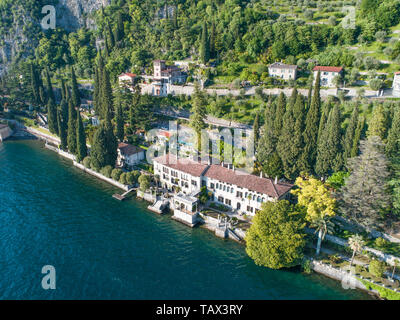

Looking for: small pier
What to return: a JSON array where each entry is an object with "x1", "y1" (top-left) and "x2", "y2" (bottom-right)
[{"x1": 112, "y1": 188, "x2": 136, "y2": 201}]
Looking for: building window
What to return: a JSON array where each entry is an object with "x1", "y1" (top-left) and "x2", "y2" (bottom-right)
[
  {"x1": 210, "y1": 183, "x2": 215, "y2": 189},
  {"x1": 218, "y1": 196, "x2": 224, "y2": 203},
  {"x1": 225, "y1": 199, "x2": 231, "y2": 206},
  {"x1": 237, "y1": 191, "x2": 243, "y2": 198},
  {"x1": 191, "y1": 180, "x2": 197, "y2": 186}
]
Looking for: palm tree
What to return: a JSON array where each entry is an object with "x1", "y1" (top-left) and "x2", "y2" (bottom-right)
[
  {"x1": 348, "y1": 234, "x2": 365, "y2": 266},
  {"x1": 311, "y1": 217, "x2": 334, "y2": 255}
]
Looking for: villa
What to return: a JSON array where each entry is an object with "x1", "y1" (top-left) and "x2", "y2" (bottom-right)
[
  {"x1": 117, "y1": 143, "x2": 145, "y2": 169},
  {"x1": 141, "y1": 60, "x2": 187, "y2": 97},
  {"x1": 153, "y1": 154, "x2": 293, "y2": 217},
  {"x1": 118, "y1": 73, "x2": 137, "y2": 88},
  {"x1": 268, "y1": 62, "x2": 298, "y2": 80},
  {"x1": 313, "y1": 66, "x2": 344, "y2": 87}
]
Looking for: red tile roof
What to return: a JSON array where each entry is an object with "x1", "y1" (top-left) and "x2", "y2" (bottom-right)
[
  {"x1": 395, "y1": 72, "x2": 400, "y2": 75},
  {"x1": 204, "y1": 165, "x2": 293, "y2": 199},
  {"x1": 119, "y1": 73, "x2": 137, "y2": 78},
  {"x1": 313, "y1": 66, "x2": 343, "y2": 73},
  {"x1": 118, "y1": 143, "x2": 144, "y2": 156},
  {"x1": 153, "y1": 154, "x2": 209, "y2": 177}
]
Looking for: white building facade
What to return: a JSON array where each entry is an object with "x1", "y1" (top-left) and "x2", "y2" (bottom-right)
[
  {"x1": 268, "y1": 62, "x2": 298, "y2": 80},
  {"x1": 313, "y1": 66, "x2": 344, "y2": 87},
  {"x1": 152, "y1": 154, "x2": 293, "y2": 216}
]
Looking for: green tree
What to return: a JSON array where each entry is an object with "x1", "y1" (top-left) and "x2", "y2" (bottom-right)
[
  {"x1": 292, "y1": 176, "x2": 337, "y2": 255},
  {"x1": 343, "y1": 106, "x2": 359, "y2": 160},
  {"x1": 277, "y1": 98, "x2": 296, "y2": 179},
  {"x1": 245, "y1": 200, "x2": 306, "y2": 269},
  {"x1": 200, "y1": 22, "x2": 210, "y2": 64},
  {"x1": 315, "y1": 104, "x2": 343, "y2": 176},
  {"x1": 57, "y1": 109, "x2": 67, "y2": 151},
  {"x1": 115, "y1": 103, "x2": 125, "y2": 142},
  {"x1": 301, "y1": 72, "x2": 321, "y2": 172},
  {"x1": 386, "y1": 107, "x2": 400, "y2": 158},
  {"x1": 367, "y1": 104, "x2": 388, "y2": 141},
  {"x1": 338, "y1": 136, "x2": 391, "y2": 231},
  {"x1": 47, "y1": 98, "x2": 58, "y2": 135},
  {"x1": 70, "y1": 66, "x2": 81, "y2": 108},
  {"x1": 76, "y1": 111, "x2": 87, "y2": 162},
  {"x1": 45, "y1": 68, "x2": 55, "y2": 102},
  {"x1": 67, "y1": 100, "x2": 77, "y2": 155},
  {"x1": 139, "y1": 174, "x2": 151, "y2": 191}
]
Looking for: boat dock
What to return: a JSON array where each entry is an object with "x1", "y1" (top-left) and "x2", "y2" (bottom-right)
[{"x1": 112, "y1": 188, "x2": 136, "y2": 201}]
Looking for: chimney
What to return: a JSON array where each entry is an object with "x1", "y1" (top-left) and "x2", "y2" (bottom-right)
[
  {"x1": 274, "y1": 176, "x2": 278, "y2": 185},
  {"x1": 260, "y1": 172, "x2": 262, "y2": 178},
  {"x1": 221, "y1": 161, "x2": 224, "y2": 167}
]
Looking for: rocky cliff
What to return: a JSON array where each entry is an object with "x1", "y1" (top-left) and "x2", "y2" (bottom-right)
[{"x1": 0, "y1": 0, "x2": 109, "y2": 75}]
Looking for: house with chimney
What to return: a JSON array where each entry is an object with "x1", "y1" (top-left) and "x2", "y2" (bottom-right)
[
  {"x1": 152, "y1": 153, "x2": 293, "y2": 217},
  {"x1": 268, "y1": 62, "x2": 298, "y2": 80},
  {"x1": 313, "y1": 66, "x2": 344, "y2": 87}
]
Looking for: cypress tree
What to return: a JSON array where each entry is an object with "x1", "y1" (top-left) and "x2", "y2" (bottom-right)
[
  {"x1": 70, "y1": 66, "x2": 81, "y2": 108},
  {"x1": 277, "y1": 100, "x2": 297, "y2": 179},
  {"x1": 351, "y1": 116, "x2": 365, "y2": 158},
  {"x1": 47, "y1": 98, "x2": 58, "y2": 135},
  {"x1": 274, "y1": 92, "x2": 286, "y2": 139},
  {"x1": 104, "y1": 112, "x2": 118, "y2": 167},
  {"x1": 210, "y1": 22, "x2": 216, "y2": 59},
  {"x1": 30, "y1": 63, "x2": 41, "y2": 105},
  {"x1": 367, "y1": 104, "x2": 387, "y2": 141},
  {"x1": 60, "y1": 78, "x2": 66, "y2": 101},
  {"x1": 76, "y1": 111, "x2": 87, "y2": 163},
  {"x1": 45, "y1": 68, "x2": 55, "y2": 103},
  {"x1": 386, "y1": 107, "x2": 400, "y2": 158},
  {"x1": 57, "y1": 109, "x2": 68, "y2": 151},
  {"x1": 315, "y1": 104, "x2": 343, "y2": 176},
  {"x1": 302, "y1": 71, "x2": 321, "y2": 172},
  {"x1": 115, "y1": 104, "x2": 125, "y2": 142},
  {"x1": 253, "y1": 112, "x2": 260, "y2": 147},
  {"x1": 107, "y1": 21, "x2": 115, "y2": 49},
  {"x1": 90, "y1": 124, "x2": 108, "y2": 170},
  {"x1": 115, "y1": 11, "x2": 125, "y2": 42},
  {"x1": 60, "y1": 99, "x2": 69, "y2": 125},
  {"x1": 200, "y1": 22, "x2": 210, "y2": 64},
  {"x1": 343, "y1": 106, "x2": 359, "y2": 160},
  {"x1": 292, "y1": 95, "x2": 306, "y2": 177},
  {"x1": 101, "y1": 67, "x2": 113, "y2": 120},
  {"x1": 67, "y1": 100, "x2": 77, "y2": 155}
]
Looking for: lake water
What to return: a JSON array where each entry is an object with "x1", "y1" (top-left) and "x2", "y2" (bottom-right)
[{"x1": 0, "y1": 140, "x2": 372, "y2": 299}]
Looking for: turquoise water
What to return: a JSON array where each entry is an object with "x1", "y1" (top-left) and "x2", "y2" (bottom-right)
[{"x1": 0, "y1": 140, "x2": 372, "y2": 300}]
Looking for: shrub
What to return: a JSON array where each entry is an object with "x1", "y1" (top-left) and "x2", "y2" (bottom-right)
[
  {"x1": 100, "y1": 165, "x2": 113, "y2": 178},
  {"x1": 111, "y1": 168, "x2": 123, "y2": 181},
  {"x1": 126, "y1": 172, "x2": 135, "y2": 185},
  {"x1": 355, "y1": 264, "x2": 364, "y2": 274},
  {"x1": 83, "y1": 156, "x2": 91, "y2": 168},
  {"x1": 369, "y1": 260, "x2": 386, "y2": 278},
  {"x1": 375, "y1": 237, "x2": 389, "y2": 250},
  {"x1": 138, "y1": 174, "x2": 151, "y2": 191},
  {"x1": 119, "y1": 172, "x2": 127, "y2": 185}
]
